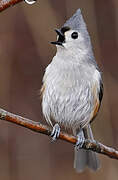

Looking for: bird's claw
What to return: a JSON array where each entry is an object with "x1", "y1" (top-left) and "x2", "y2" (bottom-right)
[
  {"x1": 75, "y1": 130, "x2": 85, "y2": 149},
  {"x1": 51, "y1": 123, "x2": 60, "y2": 141}
]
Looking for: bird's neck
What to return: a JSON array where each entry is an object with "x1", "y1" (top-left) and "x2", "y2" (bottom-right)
[{"x1": 56, "y1": 46, "x2": 93, "y2": 65}]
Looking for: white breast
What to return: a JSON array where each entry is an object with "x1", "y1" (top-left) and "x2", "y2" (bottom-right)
[{"x1": 42, "y1": 55, "x2": 101, "y2": 133}]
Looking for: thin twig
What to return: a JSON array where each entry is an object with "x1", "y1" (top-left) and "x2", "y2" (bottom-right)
[
  {"x1": 0, "y1": 108, "x2": 118, "y2": 159},
  {"x1": 0, "y1": 0, "x2": 23, "y2": 12}
]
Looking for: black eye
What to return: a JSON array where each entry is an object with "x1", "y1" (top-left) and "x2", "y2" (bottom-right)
[{"x1": 71, "y1": 32, "x2": 78, "y2": 39}]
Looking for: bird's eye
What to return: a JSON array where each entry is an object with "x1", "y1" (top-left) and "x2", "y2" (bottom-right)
[{"x1": 71, "y1": 32, "x2": 78, "y2": 39}]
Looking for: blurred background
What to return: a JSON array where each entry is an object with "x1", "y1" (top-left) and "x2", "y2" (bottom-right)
[{"x1": 0, "y1": 0, "x2": 118, "y2": 179}]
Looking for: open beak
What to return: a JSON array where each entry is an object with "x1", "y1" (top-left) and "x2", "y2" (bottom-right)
[{"x1": 51, "y1": 29, "x2": 65, "y2": 46}]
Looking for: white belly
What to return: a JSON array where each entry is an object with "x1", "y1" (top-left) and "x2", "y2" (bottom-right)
[{"x1": 42, "y1": 58, "x2": 100, "y2": 133}]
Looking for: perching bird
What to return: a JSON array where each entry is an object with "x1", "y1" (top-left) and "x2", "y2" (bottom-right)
[{"x1": 41, "y1": 9, "x2": 103, "y2": 172}]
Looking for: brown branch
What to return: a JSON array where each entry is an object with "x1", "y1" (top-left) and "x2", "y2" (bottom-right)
[
  {"x1": 0, "y1": 108, "x2": 118, "y2": 159},
  {"x1": 0, "y1": 0, "x2": 36, "y2": 12},
  {"x1": 0, "y1": 0, "x2": 23, "y2": 12}
]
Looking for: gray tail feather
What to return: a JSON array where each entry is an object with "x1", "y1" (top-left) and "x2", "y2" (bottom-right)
[{"x1": 74, "y1": 124, "x2": 100, "y2": 172}]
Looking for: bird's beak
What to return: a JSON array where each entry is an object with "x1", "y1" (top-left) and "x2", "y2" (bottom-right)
[
  {"x1": 51, "y1": 29, "x2": 65, "y2": 46},
  {"x1": 55, "y1": 29, "x2": 64, "y2": 37}
]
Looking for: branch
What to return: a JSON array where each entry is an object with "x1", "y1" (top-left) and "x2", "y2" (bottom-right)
[
  {"x1": 0, "y1": 0, "x2": 23, "y2": 12},
  {"x1": 0, "y1": 0, "x2": 35, "y2": 13},
  {"x1": 0, "y1": 108, "x2": 118, "y2": 160}
]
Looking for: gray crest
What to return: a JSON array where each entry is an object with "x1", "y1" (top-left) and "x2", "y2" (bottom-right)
[{"x1": 63, "y1": 9, "x2": 91, "y2": 46}]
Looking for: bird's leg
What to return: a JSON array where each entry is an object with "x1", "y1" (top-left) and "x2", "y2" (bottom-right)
[
  {"x1": 76, "y1": 130, "x2": 85, "y2": 149},
  {"x1": 51, "y1": 123, "x2": 60, "y2": 141}
]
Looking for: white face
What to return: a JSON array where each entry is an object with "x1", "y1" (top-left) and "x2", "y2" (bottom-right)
[{"x1": 58, "y1": 29, "x2": 85, "y2": 51}]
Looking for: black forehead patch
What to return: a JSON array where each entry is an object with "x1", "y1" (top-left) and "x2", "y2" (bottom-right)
[{"x1": 61, "y1": 26, "x2": 70, "y2": 34}]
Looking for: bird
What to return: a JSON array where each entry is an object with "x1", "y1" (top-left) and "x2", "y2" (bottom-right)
[{"x1": 41, "y1": 9, "x2": 103, "y2": 172}]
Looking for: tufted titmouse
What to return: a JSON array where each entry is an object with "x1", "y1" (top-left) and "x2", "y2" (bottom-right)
[{"x1": 41, "y1": 9, "x2": 103, "y2": 172}]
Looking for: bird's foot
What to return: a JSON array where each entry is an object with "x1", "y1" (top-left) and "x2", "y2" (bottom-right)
[
  {"x1": 75, "y1": 130, "x2": 85, "y2": 149},
  {"x1": 51, "y1": 123, "x2": 60, "y2": 141}
]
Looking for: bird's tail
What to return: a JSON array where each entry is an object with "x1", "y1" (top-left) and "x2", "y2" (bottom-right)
[{"x1": 74, "y1": 124, "x2": 100, "y2": 173}]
